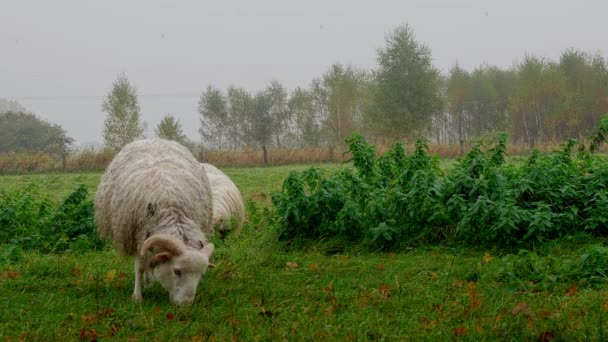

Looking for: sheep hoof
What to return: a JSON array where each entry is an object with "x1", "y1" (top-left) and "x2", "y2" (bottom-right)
[{"x1": 132, "y1": 293, "x2": 143, "y2": 302}]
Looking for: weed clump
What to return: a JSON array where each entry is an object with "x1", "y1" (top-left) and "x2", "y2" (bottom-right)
[
  {"x1": 272, "y1": 131, "x2": 608, "y2": 250},
  {"x1": 0, "y1": 184, "x2": 103, "y2": 258}
]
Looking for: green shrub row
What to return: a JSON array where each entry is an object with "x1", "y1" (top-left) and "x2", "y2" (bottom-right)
[
  {"x1": 272, "y1": 132, "x2": 608, "y2": 250},
  {"x1": 0, "y1": 184, "x2": 104, "y2": 259}
]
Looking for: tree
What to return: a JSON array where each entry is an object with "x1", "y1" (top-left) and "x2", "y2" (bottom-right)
[
  {"x1": 288, "y1": 87, "x2": 321, "y2": 147},
  {"x1": 367, "y1": 24, "x2": 443, "y2": 140},
  {"x1": 446, "y1": 63, "x2": 472, "y2": 153},
  {"x1": 225, "y1": 86, "x2": 253, "y2": 149},
  {"x1": 0, "y1": 111, "x2": 73, "y2": 157},
  {"x1": 0, "y1": 98, "x2": 27, "y2": 114},
  {"x1": 101, "y1": 74, "x2": 145, "y2": 151},
  {"x1": 248, "y1": 91, "x2": 274, "y2": 164},
  {"x1": 155, "y1": 115, "x2": 187, "y2": 145},
  {"x1": 320, "y1": 64, "x2": 370, "y2": 148},
  {"x1": 198, "y1": 85, "x2": 229, "y2": 148},
  {"x1": 265, "y1": 80, "x2": 290, "y2": 148}
]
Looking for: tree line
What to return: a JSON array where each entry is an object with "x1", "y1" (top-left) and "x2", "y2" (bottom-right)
[{"x1": 2, "y1": 24, "x2": 608, "y2": 161}]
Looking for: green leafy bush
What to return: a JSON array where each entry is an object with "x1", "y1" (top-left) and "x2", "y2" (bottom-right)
[
  {"x1": 272, "y1": 131, "x2": 608, "y2": 250},
  {"x1": 0, "y1": 184, "x2": 103, "y2": 256}
]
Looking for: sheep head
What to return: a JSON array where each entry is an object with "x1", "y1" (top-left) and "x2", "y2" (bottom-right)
[{"x1": 141, "y1": 234, "x2": 215, "y2": 306}]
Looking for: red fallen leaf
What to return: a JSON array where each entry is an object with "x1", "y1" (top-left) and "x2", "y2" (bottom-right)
[
  {"x1": 566, "y1": 284, "x2": 578, "y2": 297},
  {"x1": 118, "y1": 272, "x2": 127, "y2": 279},
  {"x1": 152, "y1": 306, "x2": 161, "y2": 315},
  {"x1": 540, "y1": 310, "x2": 552, "y2": 320},
  {"x1": 71, "y1": 267, "x2": 82, "y2": 276},
  {"x1": 511, "y1": 302, "x2": 529, "y2": 316},
  {"x1": 79, "y1": 329, "x2": 98, "y2": 342},
  {"x1": 103, "y1": 325, "x2": 121, "y2": 338},
  {"x1": 308, "y1": 263, "x2": 320, "y2": 271},
  {"x1": 166, "y1": 313, "x2": 174, "y2": 320},
  {"x1": 453, "y1": 326, "x2": 467, "y2": 336},
  {"x1": 379, "y1": 284, "x2": 391, "y2": 298},
  {"x1": 286, "y1": 262, "x2": 299, "y2": 268},
  {"x1": 539, "y1": 331, "x2": 556, "y2": 341},
  {"x1": 376, "y1": 264, "x2": 385, "y2": 271},
  {"x1": 81, "y1": 313, "x2": 97, "y2": 324},
  {"x1": 1, "y1": 271, "x2": 21, "y2": 279}
]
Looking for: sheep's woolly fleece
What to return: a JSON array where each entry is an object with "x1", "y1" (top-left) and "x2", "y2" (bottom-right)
[
  {"x1": 95, "y1": 139, "x2": 213, "y2": 256},
  {"x1": 202, "y1": 163, "x2": 245, "y2": 232}
]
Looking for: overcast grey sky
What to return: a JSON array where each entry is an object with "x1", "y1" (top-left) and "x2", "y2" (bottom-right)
[{"x1": 1, "y1": 0, "x2": 606, "y2": 146}]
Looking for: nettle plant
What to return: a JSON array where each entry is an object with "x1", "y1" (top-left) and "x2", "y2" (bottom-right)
[
  {"x1": 272, "y1": 133, "x2": 447, "y2": 249},
  {"x1": 0, "y1": 184, "x2": 103, "y2": 256},
  {"x1": 272, "y1": 130, "x2": 608, "y2": 250}
]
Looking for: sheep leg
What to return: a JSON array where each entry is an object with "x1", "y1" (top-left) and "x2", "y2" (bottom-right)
[{"x1": 132, "y1": 258, "x2": 144, "y2": 302}]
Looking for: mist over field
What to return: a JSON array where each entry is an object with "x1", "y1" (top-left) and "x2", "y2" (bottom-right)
[{"x1": 1, "y1": 0, "x2": 607, "y2": 146}]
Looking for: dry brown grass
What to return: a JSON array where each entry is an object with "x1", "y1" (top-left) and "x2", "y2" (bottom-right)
[
  {"x1": 0, "y1": 152, "x2": 57, "y2": 173},
  {"x1": 1, "y1": 140, "x2": 606, "y2": 173}
]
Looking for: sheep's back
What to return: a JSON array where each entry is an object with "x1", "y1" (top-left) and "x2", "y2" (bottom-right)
[
  {"x1": 95, "y1": 139, "x2": 212, "y2": 255},
  {"x1": 202, "y1": 163, "x2": 245, "y2": 228}
]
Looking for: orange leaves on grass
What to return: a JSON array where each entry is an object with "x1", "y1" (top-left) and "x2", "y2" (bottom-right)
[
  {"x1": 1, "y1": 270, "x2": 21, "y2": 279},
  {"x1": 566, "y1": 284, "x2": 578, "y2": 297},
  {"x1": 463, "y1": 282, "x2": 482, "y2": 315},
  {"x1": 453, "y1": 326, "x2": 467, "y2": 336},
  {"x1": 81, "y1": 308, "x2": 115, "y2": 325},
  {"x1": 286, "y1": 262, "x2": 299, "y2": 268},
  {"x1": 511, "y1": 302, "x2": 530, "y2": 316},
  {"x1": 79, "y1": 329, "x2": 98, "y2": 341},
  {"x1": 378, "y1": 284, "x2": 391, "y2": 298},
  {"x1": 419, "y1": 318, "x2": 437, "y2": 330}
]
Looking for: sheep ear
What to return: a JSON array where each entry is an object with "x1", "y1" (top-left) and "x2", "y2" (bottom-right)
[{"x1": 154, "y1": 252, "x2": 173, "y2": 263}]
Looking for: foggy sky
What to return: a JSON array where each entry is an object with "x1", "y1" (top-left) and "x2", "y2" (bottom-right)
[{"x1": 1, "y1": 0, "x2": 606, "y2": 146}]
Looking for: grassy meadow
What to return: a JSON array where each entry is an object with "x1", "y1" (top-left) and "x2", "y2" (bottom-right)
[{"x1": 1, "y1": 161, "x2": 608, "y2": 340}]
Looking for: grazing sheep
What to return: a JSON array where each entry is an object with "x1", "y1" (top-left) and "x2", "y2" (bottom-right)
[
  {"x1": 95, "y1": 139, "x2": 215, "y2": 305},
  {"x1": 202, "y1": 163, "x2": 245, "y2": 234}
]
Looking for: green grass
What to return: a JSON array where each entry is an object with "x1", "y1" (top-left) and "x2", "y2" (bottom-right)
[{"x1": 2, "y1": 163, "x2": 608, "y2": 340}]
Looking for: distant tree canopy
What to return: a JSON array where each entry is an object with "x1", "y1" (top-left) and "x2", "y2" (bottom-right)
[
  {"x1": 366, "y1": 24, "x2": 443, "y2": 140},
  {"x1": 102, "y1": 73, "x2": 146, "y2": 151},
  {"x1": 0, "y1": 111, "x2": 73, "y2": 157},
  {"x1": 194, "y1": 24, "x2": 608, "y2": 153},
  {"x1": 155, "y1": 114, "x2": 187, "y2": 145},
  {"x1": 0, "y1": 98, "x2": 27, "y2": 114}
]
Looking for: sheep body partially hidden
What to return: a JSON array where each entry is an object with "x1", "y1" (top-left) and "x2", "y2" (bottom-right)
[
  {"x1": 95, "y1": 139, "x2": 214, "y2": 305},
  {"x1": 202, "y1": 163, "x2": 245, "y2": 234}
]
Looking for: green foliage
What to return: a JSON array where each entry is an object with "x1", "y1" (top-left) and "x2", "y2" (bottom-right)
[
  {"x1": 0, "y1": 111, "x2": 73, "y2": 157},
  {"x1": 273, "y1": 132, "x2": 445, "y2": 249},
  {"x1": 155, "y1": 114, "x2": 188, "y2": 145},
  {"x1": 499, "y1": 244, "x2": 608, "y2": 290},
  {"x1": 367, "y1": 24, "x2": 443, "y2": 139},
  {"x1": 273, "y1": 131, "x2": 608, "y2": 250},
  {"x1": 0, "y1": 184, "x2": 103, "y2": 256},
  {"x1": 589, "y1": 113, "x2": 608, "y2": 152}
]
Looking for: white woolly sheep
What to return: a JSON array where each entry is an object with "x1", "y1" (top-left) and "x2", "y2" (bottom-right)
[
  {"x1": 202, "y1": 163, "x2": 245, "y2": 234},
  {"x1": 95, "y1": 139, "x2": 215, "y2": 305}
]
